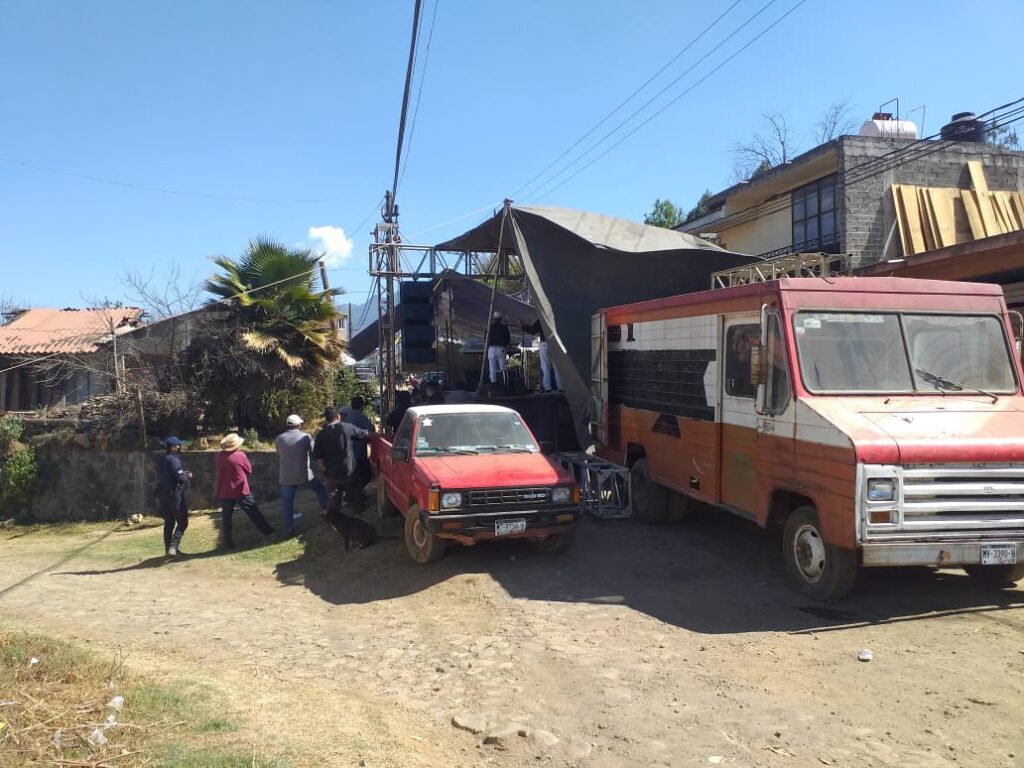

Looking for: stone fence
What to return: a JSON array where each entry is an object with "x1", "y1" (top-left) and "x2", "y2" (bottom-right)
[{"x1": 28, "y1": 443, "x2": 281, "y2": 522}]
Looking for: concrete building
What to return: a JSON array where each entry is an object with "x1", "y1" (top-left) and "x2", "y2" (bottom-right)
[{"x1": 680, "y1": 118, "x2": 1024, "y2": 272}]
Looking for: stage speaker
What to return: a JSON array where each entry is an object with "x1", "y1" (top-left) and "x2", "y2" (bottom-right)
[{"x1": 401, "y1": 281, "x2": 436, "y2": 365}]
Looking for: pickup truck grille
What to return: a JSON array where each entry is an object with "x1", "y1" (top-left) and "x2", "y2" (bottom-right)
[
  {"x1": 466, "y1": 487, "x2": 550, "y2": 507},
  {"x1": 901, "y1": 466, "x2": 1024, "y2": 532}
]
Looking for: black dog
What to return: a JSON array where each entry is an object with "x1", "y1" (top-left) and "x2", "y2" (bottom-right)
[{"x1": 323, "y1": 510, "x2": 377, "y2": 551}]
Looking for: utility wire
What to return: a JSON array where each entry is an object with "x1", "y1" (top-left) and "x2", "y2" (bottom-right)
[
  {"x1": 391, "y1": 0, "x2": 424, "y2": 206},
  {"x1": 528, "y1": 0, "x2": 807, "y2": 204},
  {"x1": 509, "y1": 0, "x2": 744, "y2": 201},
  {"x1": 398, "y1": 0, "x2": 440, "y2": 191},
  {"x1": 0, "y1": 157, "x2": 328, "y2": 205}
]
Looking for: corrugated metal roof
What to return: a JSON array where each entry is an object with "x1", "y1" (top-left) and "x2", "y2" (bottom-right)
[{"x1": 0, "y1": 308, "x2": 143, "y2": 355}]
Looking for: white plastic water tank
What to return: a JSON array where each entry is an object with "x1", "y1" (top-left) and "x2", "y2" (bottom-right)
[{"x1": 858, "y1": 118, "x2": 918, "y2": 140}]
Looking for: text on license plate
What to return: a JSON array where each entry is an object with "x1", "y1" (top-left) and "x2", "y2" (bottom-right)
[
  {"x1": 495, "y1": 519, "x2": 527, "y2": 536},
  {"x1": 980, "y1": 544, "x2": 1018, "y2": 566}
]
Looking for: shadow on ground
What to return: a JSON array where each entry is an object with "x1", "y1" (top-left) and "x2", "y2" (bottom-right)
[{"x1": 274, "y1": 503, "x2": 1024, "y2": 636}]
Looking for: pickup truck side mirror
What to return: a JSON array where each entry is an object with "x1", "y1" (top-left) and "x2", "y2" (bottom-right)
[{"x1": 391, "y1": 446, "x2": 409, "y2": 462}]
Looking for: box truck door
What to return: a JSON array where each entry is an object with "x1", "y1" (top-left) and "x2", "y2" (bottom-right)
[{"x1": 720, "y1": 316, "x2": 761, "y2": 513}]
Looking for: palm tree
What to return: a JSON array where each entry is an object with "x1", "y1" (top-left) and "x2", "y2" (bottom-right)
[{"x1": 205, "y1": 238, "x2": 342, "y2": 375}]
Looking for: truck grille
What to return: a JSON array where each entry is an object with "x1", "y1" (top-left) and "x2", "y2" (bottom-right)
[
  {"x1": 466, "y1": 487, "x2": 550, "y2": 507},
  {"x1": 901, "y1": 466, "x2": 1024, "y2": 532}
]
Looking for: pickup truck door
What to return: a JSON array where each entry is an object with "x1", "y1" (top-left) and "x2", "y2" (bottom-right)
[{"x1": 387, "y1": 414, "x2": 416, "y2": 509}]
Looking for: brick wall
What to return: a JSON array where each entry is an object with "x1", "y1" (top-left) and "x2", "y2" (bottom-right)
[{"x1": 838, "y1": 136, "x2": 1024, "y2": 269}]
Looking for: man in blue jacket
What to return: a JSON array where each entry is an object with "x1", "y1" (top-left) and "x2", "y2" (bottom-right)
[{"x1": 155, "y1": 436, "x2": 191, "y2": 556}]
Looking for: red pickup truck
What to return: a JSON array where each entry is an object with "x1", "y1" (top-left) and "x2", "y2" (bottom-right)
[{"x1": 374, "y1": 404, "x2": 580, "y2": 563}]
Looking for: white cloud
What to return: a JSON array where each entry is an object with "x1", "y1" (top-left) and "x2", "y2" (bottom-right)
[{"x1": 307, "y1": 225, "x2": 355, "y2": 266}]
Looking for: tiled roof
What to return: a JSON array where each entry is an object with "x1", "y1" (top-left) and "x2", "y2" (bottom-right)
[{"x1": 0, "y1": 308, "x2": 143, "y2": 355}]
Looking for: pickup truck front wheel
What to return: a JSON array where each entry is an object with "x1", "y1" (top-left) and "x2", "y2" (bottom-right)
[{"x1": 404, "y1": 504, "x2": 447, "y2": 564}]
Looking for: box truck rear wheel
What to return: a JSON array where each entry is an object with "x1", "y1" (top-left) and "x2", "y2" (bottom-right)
[
  {"x1": 783, "y1": 507, "x2": 857, "y2": 601},
  {"x1": 963, "y1": 562, "x2": 1024, "y2": 586},
  {"x1": 630, "y1": 459, "x2": 668, "y2": 525},
  {"x1": 404, "y1": 504, "x2": 447, "y2": 564}
]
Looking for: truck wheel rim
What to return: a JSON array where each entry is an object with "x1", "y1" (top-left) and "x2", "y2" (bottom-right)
[
  {"x1": 794, "y1": 524, "x2": 826, "y2": 582},
  {"x1": 412, "y1": 519, "x2": 428, "y2": 549}
]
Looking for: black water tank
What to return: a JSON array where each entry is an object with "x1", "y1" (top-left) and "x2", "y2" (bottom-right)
[{"x1": 940, "y1": 112, "x2": 987, "y2": 142}]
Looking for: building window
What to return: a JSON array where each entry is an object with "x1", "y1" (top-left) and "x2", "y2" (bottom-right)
[{"x1": 792, "y1": 174, "x2": 839, "y2": 253}]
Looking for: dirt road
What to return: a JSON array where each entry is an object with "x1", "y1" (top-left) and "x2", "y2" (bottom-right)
[{"x1": 1, "y1": 504, "x2": 1021, "y2": 767}]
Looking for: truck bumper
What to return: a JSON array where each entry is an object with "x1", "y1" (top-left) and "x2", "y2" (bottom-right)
[
  {"x1": 861, "y1": 539, "x2": 1023, "y2": 567},
  {"x1": 421, "y1": 507, "x2": 579, "y2": 538}
]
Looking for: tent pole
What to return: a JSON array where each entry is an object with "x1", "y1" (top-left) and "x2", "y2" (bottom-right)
[{"x1": 477, "y1": 200, "x2": 512, "y2": 395}]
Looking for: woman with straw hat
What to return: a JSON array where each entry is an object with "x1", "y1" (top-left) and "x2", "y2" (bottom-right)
[{"x1": 215, "y1": 432, "x2": 274, "y2": 550}]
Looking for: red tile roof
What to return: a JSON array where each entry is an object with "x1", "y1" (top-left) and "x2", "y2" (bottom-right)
[{"x1": 0, "y1": 308, "x2": 143, "y2": 355}]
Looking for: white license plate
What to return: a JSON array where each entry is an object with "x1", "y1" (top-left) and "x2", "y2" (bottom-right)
[
  {"x1": 980, "y1": 544, "x2": 1018, "y2": 566},
  {"x1": 495, "y1": 519, "x2": 527, "y2": 536}
]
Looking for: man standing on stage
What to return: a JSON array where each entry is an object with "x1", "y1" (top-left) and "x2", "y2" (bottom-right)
[
  {"x1": 487, "y1": 312, "x2": 511, "y2": 385},
  {"x1": 524, "y1": 318, "x2": 562, "y2": 392}
]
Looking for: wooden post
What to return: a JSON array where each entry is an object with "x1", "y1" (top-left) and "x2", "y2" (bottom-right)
[{"x1": 136, "y1": 387, "x2": 146, "y2": 450}]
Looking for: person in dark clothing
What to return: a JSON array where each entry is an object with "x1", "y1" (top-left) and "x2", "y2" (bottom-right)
[
  {"x1": 155, "y1": 436, "x2": 191, "y2": 556},
  {"x1": 215, "y1": 433, "x2": 275, "y2": 549},
  {"x1": 385, "y1": 390, "x2": 412, "y2": 436},
  {"x1": 313, "y1": 407, "x2": 369, "y2": 514},
  {"x1": 424, "y1": 381, "x2": 445, "y2": 405},
  {"x1": 343, "y1": 397, "x2": 376, "y2": 513},
  {"x1": 487, "y1": 312, "x2": 512, "y2": 384}
]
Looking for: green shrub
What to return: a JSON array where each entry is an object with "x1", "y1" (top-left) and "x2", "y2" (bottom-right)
[{"x1": 0, "y1": 415, "x2": 38, "y2": 512}]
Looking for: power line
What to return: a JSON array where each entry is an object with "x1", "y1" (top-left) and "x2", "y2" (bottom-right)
[
  {"x1": 391, "y1": 0, "x2": 424, "y2": 208},
  {"x1": 398, "y1": 0, "x2": 440, "y2": 191},
  {"x1": 0, "y1": 157, "x2": 328, "y2": 205},
  {"x1": 509, "y1": 0, "x2": 744, "y2": 201},
  {"x1": 528, "y1": 0, "x2": 808, "y2": 204}
]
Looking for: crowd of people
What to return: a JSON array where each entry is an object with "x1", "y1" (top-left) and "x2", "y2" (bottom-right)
[{"x1": 153, "y1": 397, "x2": 376, "y2": 557}]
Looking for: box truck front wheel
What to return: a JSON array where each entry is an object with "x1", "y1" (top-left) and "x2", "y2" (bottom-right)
[
  {"x1": 963, "y1": 562, "x2": 1024, "y2": 587},
  {"x1": 783, "y1": 507, "x2": 857, "y2": 601},
  {"x1": 630, "y1": 459, "x2": 668, "y2": 525}
]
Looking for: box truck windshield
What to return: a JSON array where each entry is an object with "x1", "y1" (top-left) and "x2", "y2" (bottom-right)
[{"x1": 792, "y1": 311, "x2": 1018, "y2": 394}]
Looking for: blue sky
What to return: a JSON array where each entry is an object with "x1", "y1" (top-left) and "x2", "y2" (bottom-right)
[{"x1": 2, "y1": 0, "x2": 1022, "y2": 310}]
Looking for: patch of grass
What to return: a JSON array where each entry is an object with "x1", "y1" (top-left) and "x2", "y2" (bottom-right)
[{"x1": 0, "y1": 630, "x2": 288, "y2": 767}]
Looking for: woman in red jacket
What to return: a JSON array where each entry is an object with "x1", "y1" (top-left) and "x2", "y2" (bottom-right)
[{"x1": 215, "y1": 433, "x2": 274, "y2": 550}]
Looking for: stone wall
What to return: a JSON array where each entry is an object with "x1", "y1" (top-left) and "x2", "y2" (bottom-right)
[
  {"x1": 839, "y1": 136, "x2": 1024, "y2": 269},
  {"x1": 28, "y1": 443, "x2": 281, "y2": 522}
]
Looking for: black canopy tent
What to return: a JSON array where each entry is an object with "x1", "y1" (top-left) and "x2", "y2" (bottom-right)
[{"x1": 436, "y1": 204, "x2": 757, "y2": 450}]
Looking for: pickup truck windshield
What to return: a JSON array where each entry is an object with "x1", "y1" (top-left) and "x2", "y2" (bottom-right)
[
  {"x1": 794, "y1": 311, "x2": 1018, "y2": 394},
  {"x1": 415, "y1": 412, "x2": 540, "y2": 456}
]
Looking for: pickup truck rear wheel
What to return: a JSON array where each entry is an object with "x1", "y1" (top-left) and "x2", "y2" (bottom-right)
[
  {"x1": 532, "y1": 526, "x2": 576, "y2": 553},
  {"x1": 630, "y1": 459, "x2": 668, "y2": 525},
  {"x1": 783, "y1": 506, "x2": 857, "y2": 601},
  {"x1": 963, "y1": 562, "x2": 1024, "y2": 586},
  {"x1": 404, "y1": 504, "x2": 447, "y2": 564}
]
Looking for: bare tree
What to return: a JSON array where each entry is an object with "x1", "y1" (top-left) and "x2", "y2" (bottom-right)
[
  {"x1": 814, "y1": 100, "x2": 859, "y2": 144},
  {"x1": 731, "y1": 112, "x2": 797, "y2": 182},
  {"x1": 122, "y1": 261, "x2": 204, "y2": 320}
]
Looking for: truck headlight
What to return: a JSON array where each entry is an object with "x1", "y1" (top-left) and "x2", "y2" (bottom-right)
[
  {"x1": 551, "y1": 487, "x2": 572, "y2": 503},
  {"x1": 866, "y1": 478, "x2": 896, "y2": 502},
  {"x1": 441, "y1": 492, "x2": 462, "y2": 509}
]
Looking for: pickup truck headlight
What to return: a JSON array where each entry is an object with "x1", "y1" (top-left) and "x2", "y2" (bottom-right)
[
  {"x1": 551, "y1": 487, "x2": 572, "y2": 503},
  {"x1": 441, "y1": 492, "x2": 462, "y2": 509},
  {"x1": 866, "y1": 478, "x2": 896, "y2": 502}
]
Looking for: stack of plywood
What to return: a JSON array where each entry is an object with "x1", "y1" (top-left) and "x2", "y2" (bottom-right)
[{"x1": 892, "y1": 161, "x2": 1024, "y2": 256}]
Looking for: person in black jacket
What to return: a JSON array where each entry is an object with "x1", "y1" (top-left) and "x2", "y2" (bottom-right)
[
  {"x1": 487, "y1": 312, "x2": 512, "y2": 384},
  {"x1": 155, "y1": 436, "x2": 191, "y2": 557}
]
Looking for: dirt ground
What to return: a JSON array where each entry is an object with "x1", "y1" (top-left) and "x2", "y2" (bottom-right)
[{"x1": 1, "y1": 495, "x2": 1022, "y2": 768}]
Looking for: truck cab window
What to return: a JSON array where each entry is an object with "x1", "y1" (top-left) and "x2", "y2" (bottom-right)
[
  {"x1": 726, "y1": 324, "x2": 760, "y2": 398},
  {"x1": 763, "y1": 313, "x2": 791, "y2": 414},
  {"x1": 394, "y1": 415, "x2": 414, "y2": 452}
]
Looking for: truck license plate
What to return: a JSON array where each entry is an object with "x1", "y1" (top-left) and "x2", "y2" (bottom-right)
[
  {"x1": 495, "y1": 519, "x2": 527, "y2": 536},
  {"x1": 980, "y1": 544, "x2": 1018, "y2": 565}
]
